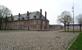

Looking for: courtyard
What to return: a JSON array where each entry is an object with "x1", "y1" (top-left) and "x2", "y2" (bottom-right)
[{"x1": 0, "y1": 31, "x2": 79, "y2": 50}]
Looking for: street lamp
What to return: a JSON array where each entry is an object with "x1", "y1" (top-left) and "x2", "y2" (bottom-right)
[{"x1": 72, "y1": 0, "x2": 74, "y2": 33}]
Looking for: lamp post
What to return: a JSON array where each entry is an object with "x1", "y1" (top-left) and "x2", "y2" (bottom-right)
[{"x1": 72, "y1": 0, "x2": 74, "y2": 33}]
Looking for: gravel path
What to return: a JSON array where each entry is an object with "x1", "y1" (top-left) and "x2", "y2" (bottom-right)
[{"x1": 0, "y1": 31, "x2": 78, "y2": 50}]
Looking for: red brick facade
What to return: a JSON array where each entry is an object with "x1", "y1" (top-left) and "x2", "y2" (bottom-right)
[
  {"x1": 2, "y1": 9, "x2": 49, "y2": 30},
  {"x1": 5, "y1": 19, "x2": 49, "y2": 30}
]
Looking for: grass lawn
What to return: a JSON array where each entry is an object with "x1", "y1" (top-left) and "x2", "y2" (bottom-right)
[{"x1": 68, "y1": 32, "x2": 82, "y2": 50}]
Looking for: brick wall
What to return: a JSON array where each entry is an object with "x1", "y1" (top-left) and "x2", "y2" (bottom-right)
[{"x1": 2, "y1": 19, "x2": 49, "y2": 30}]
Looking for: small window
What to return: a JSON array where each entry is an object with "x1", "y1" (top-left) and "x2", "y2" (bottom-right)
[{"x1": 34, "y1": 16, "x2": 36, "y2": 19}]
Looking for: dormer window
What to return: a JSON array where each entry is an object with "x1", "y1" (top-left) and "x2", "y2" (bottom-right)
[
  {"x1": 22, "y1": 17, "x2": 24, "y2": 20},
  {"x1": 34, "y1": 16, "x2": 36, "y2": 19}
]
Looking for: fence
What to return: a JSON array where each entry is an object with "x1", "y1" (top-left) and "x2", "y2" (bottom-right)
[{"x1": 65, "y1": 24, "x2": 82, "y2": 32}]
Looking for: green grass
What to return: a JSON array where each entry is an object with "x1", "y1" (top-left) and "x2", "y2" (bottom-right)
[{"x1": 68, "y1": 32, "x2": 82, "y2": 50}]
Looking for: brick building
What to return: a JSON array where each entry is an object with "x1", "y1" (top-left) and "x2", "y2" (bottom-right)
[{"x1": 2, "y1": 9, "x2": 49, "y2": 30}]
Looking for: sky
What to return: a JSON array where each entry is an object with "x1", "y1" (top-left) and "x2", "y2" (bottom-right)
[{"x1": 0, "y1": 0, "x2": 82, "y2": 24}]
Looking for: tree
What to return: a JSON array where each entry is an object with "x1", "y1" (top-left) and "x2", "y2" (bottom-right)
[
  {"x1": 0, "y1": 5, "x2": 11, "y2": 30},
  {"x1": 0, "y1": 5, "x2": 11, "y2": 17},
  {"x1": 58, "y1": 11, "x2": 72, "y2": 31},
  {"x1": 77, "y1": 14, "x2": 82, "y2": 32}
]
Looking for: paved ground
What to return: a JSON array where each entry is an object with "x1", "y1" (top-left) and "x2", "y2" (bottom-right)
[{"x1": 0, "y1": 31, "x2": 79, "y2": 50}]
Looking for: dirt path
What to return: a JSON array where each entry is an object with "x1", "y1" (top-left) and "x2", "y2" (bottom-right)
[{"x1": 0, "y1": 31, "x2": 79, "y2": 50}]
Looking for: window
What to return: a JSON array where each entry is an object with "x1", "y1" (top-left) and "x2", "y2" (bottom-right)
[{"x1": 34, "y1": 16, "x2": 36, "y2": 19}]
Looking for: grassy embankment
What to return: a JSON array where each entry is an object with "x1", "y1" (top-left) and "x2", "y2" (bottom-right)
[{"x1": 68, "y1": 32, "x2": 82, "y2": 50}]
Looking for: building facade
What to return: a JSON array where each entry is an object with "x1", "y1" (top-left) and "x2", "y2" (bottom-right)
[{"x1": 2, "y1": 9, "x2": 49, "y2": 30}]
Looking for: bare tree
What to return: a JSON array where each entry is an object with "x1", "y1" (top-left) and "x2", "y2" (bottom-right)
[
  {"x1": 0, "y1": 5, "x2": 11, "y2": 30},
  {"x1": 0, "y1": 5, "x2": 11, "y2": 17},
  {"x1": 58, "y1": 11, "x2": 72, "y2": 31}
]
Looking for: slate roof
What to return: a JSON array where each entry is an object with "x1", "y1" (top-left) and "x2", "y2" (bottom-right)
[{"x1": 13, "y1": 11, "x2": 46, "y2": 21}]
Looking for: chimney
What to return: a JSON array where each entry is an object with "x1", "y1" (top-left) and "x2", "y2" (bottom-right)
[
  {"x1": 11, "y1": 14, "x2": 14, "y2": 21},
  {"x1": 27, "y1": 11, "x2": 29, "y2": 16},
  {"x1": 27, "y1": 11, "x2": 29, "y2": 20},
  {"x1": 18, "y1": 13, "x2": 21, "y2": 20},
  {"x1": 40, "y1": 9, "x2": 42, "y2": 19},
  {"x1": 45, "y1": 11, "x2": 47, "y2": 20},
  {"x1": 18, "y1": 13, "x2": 21, "y2": 17}
]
